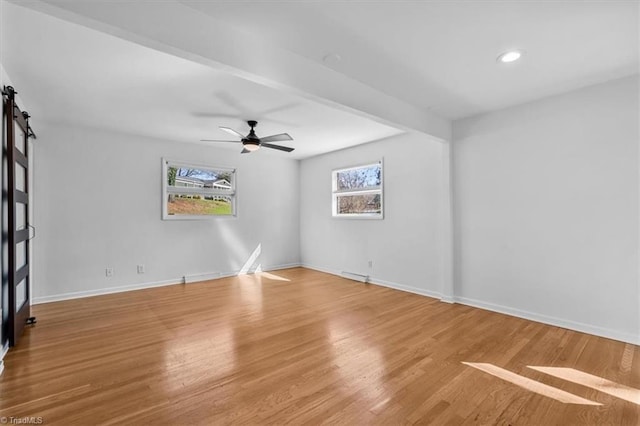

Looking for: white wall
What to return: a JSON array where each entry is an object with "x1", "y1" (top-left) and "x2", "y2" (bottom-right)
[
  {"x1": 453, "y1": 75, "x2": 639, "y2": 344},
  {"x1": 32, "y1": 123, "x2": 300, "y2": 302},
  {"x1": 299, "y1": 132, "x2": 446, "y2": 298}
]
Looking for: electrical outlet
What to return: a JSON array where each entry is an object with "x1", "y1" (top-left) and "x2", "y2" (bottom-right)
[
  {"x1": 105, "y1": 267, "x2": 114, "y2": 277},
  {"x1": 368, "y1": 260, "x2": 373, "y2": 268},
  {"x1": 137, "y1": 264, "x2": 145, "y2": 274}
]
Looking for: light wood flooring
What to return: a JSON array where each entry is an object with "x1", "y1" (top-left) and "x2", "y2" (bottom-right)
[{"x1": 0, "y1": 267, "x2": 638, "y2": 424}]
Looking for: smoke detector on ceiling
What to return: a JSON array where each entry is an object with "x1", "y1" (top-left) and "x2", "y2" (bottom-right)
[{"x1": 322, "y1": 53, "x2": 342, "y2": 66}]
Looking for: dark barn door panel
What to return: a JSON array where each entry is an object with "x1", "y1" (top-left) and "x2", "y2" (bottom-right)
[{"x1": 3, "y1": 86, "x2": 35, "y2": 347}]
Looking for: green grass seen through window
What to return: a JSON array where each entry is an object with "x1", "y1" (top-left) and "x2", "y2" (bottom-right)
[{"x1": 168, "y1": 197, "x2": 232, "y2": 216}]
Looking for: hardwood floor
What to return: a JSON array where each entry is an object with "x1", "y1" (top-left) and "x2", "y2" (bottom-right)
[{"x1": 0, "y1": 267, "x2": 638, "y2": 425}]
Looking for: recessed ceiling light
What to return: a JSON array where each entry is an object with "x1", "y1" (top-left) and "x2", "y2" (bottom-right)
[{"x1": 497, "y1": 50, "x2": 524, "y2": 64}]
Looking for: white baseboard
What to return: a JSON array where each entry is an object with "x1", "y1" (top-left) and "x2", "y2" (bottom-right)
[
  {"x1": 368, "y1": 276, "x2": 443, "y2": 300},
  {"x1": 32, "y1": 278, "x2": 182, "y2": 304},
  {"x1": 453, "y1": 296, "x2": 640, "y2": 346},
  {"x1": 32, "y1": 263, "x2": 302, "y2": 305},
  {"x1": 440, "y1": 296, "x2": 456, "y2": 304},
  {"x1": 302, "y1": 263, "x2": 444, "y2": 300},
  {"x1": 301, "y1": 264, "x2": 340, "y2": 277},
  {"x1": 183, "y1": 272, "x2": 221, "y2": 284},
  {"x1": 341, "y1": 271, "x2": 369, "y2": 282},
  {"x1": 302, "y1": 263, "x2": 639, "y2": 345},
  {"x1": 264, "y1": 263, "x2": 302, "y2": 271}
]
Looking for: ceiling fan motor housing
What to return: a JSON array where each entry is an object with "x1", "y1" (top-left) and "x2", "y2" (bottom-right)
[
  {"x1": 201, "y1": 119, "x2": 293, "y2": 153},
  {"x1": 243, "y1": 120, "x2": 261, "y2": 149}
]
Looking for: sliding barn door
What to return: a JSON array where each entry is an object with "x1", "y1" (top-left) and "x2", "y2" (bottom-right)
[{"x1": 3, "y1": 86, "x2": 33, "y2": 347}]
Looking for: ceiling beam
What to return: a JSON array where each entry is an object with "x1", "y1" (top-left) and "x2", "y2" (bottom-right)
[{"x1": 13, "y1": 0, "x2": 451, "y2": 141}]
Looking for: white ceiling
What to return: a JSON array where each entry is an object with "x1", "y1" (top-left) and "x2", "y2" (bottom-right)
[
  {"x1": 0, "y1": 1, "x2": 404, "y2": 159},
  {"x1": 1, "y1": 0, "x2": 638, "y2": 157},
  {"x1": 182, "y1": 0, "x2": 639, "y2": 119}
]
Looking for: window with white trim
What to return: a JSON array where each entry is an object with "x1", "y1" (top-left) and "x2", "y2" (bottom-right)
[
  {"x1": 162, "y1": 159, "x2": 236, "y2": 220},
  {"x1": 332, "y1": 161, "x2": 383, "y2": 218}
]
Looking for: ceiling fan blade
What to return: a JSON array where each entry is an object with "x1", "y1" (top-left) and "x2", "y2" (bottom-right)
[
  {"x1": 241, "y1": 148, "x2": 250, "y2": 154},
  {"x1": 219, "y1": 127, "x2": 245, "y2": 138},
  {"x1": 261, "y1": 142, "x2": 294, "y2": 152},
  {"x1": 260, "y1": 133, "x2": 293, "y2": 143},
  {"x1": 200, "y1": 139, "x2": 242, "y2": 143},
  {"x1": 261, "y1": 103, "x2": 299, "y2": 116}
]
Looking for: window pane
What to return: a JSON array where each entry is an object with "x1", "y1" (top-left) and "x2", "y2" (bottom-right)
[
  {"x1": 16, "y1": 125, "x2": 26, "y2": 154},
  {"x1": 16, "y1": 163, "x2": 26, "y2": 192},
  {"x1": 168, "y1": 166, "x2": 233, "y2": 191},
  {"x1": 337, "y1": 193, "x2": 381, "y2": 214},
  {"x1": 16, "y1": 278, "x2": 27, "y2": 310},
  {"x1": 167, "y1": 194, "x2": 233, "y2": 216},
  {"x1": 16, "y1": 240, "x2": 26, "y2": 269},
  {"x1": 16, "y1": 202, "x2": 26, "y2": 231},
  {"x1": 336, "y1": 164, "x2": 381, "y2": 191}
]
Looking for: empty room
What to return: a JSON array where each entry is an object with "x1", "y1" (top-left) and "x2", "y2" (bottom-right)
[{"x1": 0, "y1": 0, "x2": 638, "y2": 424}]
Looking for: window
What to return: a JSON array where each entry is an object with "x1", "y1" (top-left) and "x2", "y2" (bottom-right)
[
  {"x1": 162, "y1": 159, "x2": 236, "y2": 220},
  {"x1": 332, "y1": 161, "x2": 383, "y2": 218}
]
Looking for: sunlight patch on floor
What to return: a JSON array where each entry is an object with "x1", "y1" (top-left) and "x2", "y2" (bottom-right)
[
  {"x1": 462, "y1": 362, "x2": 601, "y2": 405},
  {"x1": 529, "y1": 366, "x2": 640, "y2": 405},
  {"x1": 256, "y1": 271, "x2": 291, "y2": 282}
]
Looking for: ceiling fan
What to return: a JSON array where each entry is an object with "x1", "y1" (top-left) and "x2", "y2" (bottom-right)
[{"x1": 201, "y1": 120, "x2": 294, "y2": 153}]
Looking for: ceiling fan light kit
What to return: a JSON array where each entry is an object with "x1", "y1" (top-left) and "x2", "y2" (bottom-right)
[
  {"x1": 201, "y1": 120, "x2": 294, "y2": 154},
  {"x1": 244, "y1": 142, "x2": 260, "y2": 151}
]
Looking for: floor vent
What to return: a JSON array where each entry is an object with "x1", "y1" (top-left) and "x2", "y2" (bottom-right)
[
  {"x1": 341, "y1": 271, "x2": 369, "y2": 283},
  {"x1": 183, "y1": 272, "x2": 221, "y2": 284}
]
